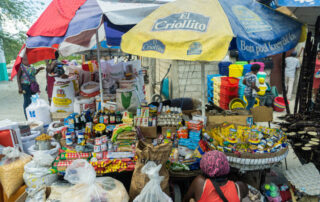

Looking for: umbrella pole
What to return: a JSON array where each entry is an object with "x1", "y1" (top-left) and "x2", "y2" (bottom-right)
[
  {"x1": 201, "y1": 62, "x2": 205, "y2": 117},
  {"x1": 96, "y1": 30, "x2": 104, "y2": 110}
]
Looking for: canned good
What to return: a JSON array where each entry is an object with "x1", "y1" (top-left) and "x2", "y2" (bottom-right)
[
  {"x1": 96, "y1": 152, "x2": 103, "y2": 160},
  {"x1": 108, "y1": 142, "x2": 113, "y2": 151},
  {"x1": 95, "y1": 137, "x2": 102, "y2": 145},
  {"x1": 94, "y1": 145, "x2": 101, "y2": 153},
  {"x1": 101, "y1": 143, "x2": 107, "y2": 151},
  {"x1": 101, "y1": 135, "x2": 107, "y2": 143}
]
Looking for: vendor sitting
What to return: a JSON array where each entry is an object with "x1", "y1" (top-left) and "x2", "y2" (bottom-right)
[{"x1": 184, "y1": 151, "x2": 248, "y2": 202}]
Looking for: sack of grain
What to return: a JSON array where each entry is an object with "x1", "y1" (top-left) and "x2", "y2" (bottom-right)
[{"x1": 0, "y1": 147, "x2": 32, "y2": 198}]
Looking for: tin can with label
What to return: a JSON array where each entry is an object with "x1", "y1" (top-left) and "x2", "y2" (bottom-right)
[
  {"x1": 108, "y1": 142, "x2": 113, "y2": 151},
  {"x1": 66, "y1": 132, "x2": 73, "y2": 146},
  {"x1": 95, "y1": 137, "x2": 102, "y2": 145},
  {"x1": 100, "y1": 143, "x2": 107, "y2": 151},
  {"x1": 101, "y1": 135, "x2": 107, "y2": 144},
  {"x1": 94, "y1": 145, "x2": 101, "y2": 153},
  {"x1": 96, "y1": 152, "x2": 103, "y2": 160}
]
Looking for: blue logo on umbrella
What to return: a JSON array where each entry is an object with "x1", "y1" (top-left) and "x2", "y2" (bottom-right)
[
  {"x1": 187, "y1": 42, "x2": 202, "y2": 55},
  {"x1": 152, "y1": 12, "x2": 210, "y2": 32},
  {"x1": 142, "y1": 39, "x2": 165, "y2": 53}
]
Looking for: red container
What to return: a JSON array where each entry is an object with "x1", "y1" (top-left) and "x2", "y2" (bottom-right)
[
  {"x1": 220, "y1": 93, "x2": 238, "y2": 104},
  {"x1": 219, "y1": 100, "x2": 230, "y2": 110},
  {"x1": 273, "y1": 97, "x2": 289, "y2": 112},
  {"x1": 220, "y1": 77, "x2": 239, "y2": 92}
]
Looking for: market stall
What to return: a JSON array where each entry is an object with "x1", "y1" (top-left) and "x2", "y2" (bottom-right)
[{"x1": 1, "y1": 0, "x2": 319, "y2": 202}]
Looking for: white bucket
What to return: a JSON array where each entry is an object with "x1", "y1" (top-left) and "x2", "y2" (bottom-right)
[{"x1": 74, "y1": 96, "x2": 96, "y2": 114}]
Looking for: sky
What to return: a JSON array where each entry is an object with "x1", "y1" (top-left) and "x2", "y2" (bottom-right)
[{"x1": 3, "y1": 0, "x2": 52, "y2": 34}]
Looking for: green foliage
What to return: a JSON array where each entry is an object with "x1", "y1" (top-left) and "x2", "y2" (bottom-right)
[{"x1": 0, "y1": 0, "x2": 44, "y2": 63}]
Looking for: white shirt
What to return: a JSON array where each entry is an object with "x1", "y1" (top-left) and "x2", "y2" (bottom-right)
[{"x1": 285, "y1": 57, "x2": 300, "y2": 78}]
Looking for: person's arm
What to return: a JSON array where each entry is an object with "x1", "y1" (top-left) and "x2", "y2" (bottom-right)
[
  {"x1": 242, "y1": 78, "x2": 246, "y2": 85},
  {"x1": 17, "y1": 67, "x2": 23, "y2": 94},
  {"x1": 35, "y1": 67, "x2": 45, "y2": 75},
  {"x1": 251, "y1": 80, "x2": 260, "y2": 92},
  {"x1": 236, "y1": 181, "x2": 249, "y2": 200},
  {"x1": 183, "y1": 175, "x2": 206, "y2": 202}
]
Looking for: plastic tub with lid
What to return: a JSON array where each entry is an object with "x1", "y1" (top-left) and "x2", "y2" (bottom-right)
[
  {"x1": 219, "y1": 62, "x2": 231, "y2": 76},
  {"x1": 229, "y1": 64, "x2": 243, "y2": 78},
  {"x1": 243, "y1": 64, "x2": 252, "y2": 75},
  {"x1": 250, "y1": 62, "x2": 265, "y2": 72}
]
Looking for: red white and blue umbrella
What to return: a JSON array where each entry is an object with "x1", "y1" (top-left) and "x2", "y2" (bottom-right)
[{"x1": 11, "y1": 0, "x2": 171, "y2": 79}]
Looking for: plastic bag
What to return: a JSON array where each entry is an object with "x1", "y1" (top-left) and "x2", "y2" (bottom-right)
[
  {"x1": 133, "y1": 161, "x2": 172, "y2": 202},
  {"x1": 0, "y1": 147, "x2": 32, "y2": 198},
  {"x1": 26, "y1": 94, "x2": 52, "y2": 126},
  {"x1": 62, "y1": 159, "x2": 129, "y2": 202},
  {"x1": 24, "y1": 152, "x2": 57, "y2": 202},
  {"x1": 28, "y1": 141, "x2": 60, "y2": 157}
]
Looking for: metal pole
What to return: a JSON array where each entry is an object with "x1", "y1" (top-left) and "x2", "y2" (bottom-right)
[
  {"x1": 96, "y1": 30, "x2": 104, "y2": 110},
  {"x1": 201, "y1": 62, "x2": 205, "y2": 117}
]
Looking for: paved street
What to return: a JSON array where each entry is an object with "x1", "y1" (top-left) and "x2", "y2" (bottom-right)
[{"x1": 0, "y1": 70, "x2": 48, "y2": 122}]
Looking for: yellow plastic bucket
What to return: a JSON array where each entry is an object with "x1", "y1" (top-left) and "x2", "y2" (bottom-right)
[{"x1": 229, "y1": 64, "x2": 243, "y2": 78}]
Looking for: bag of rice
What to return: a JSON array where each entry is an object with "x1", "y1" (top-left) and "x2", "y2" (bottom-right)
[{"x1": 0, "y1": 147, "x2": 32, "y2": 198}]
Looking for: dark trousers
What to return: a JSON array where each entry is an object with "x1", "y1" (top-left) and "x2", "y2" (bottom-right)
[
  {"x1": 22, "y1": 84, "x2": 32, "y2": 119},
  {"x1": 245, "y1": 95, "x2": 256, "y2": 111}
]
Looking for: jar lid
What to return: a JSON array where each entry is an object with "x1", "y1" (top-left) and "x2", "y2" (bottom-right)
[{"x1": 95, "y1": 123, "x2": 106, "y2": 132}]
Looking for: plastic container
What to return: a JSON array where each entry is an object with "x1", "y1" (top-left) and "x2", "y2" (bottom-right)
[
  {"x1": 219, "y1": 100, "x2": 229, "y2": 110},
  {"x1": 273, "y1": 97, "x2": 288, "y2": 112},
  {"x1": 220, "y1": 93, "x2": 238, "y2": 104},
  {"x1": 220, "y1": 77, "x2": 240, "y2": 92},
  {"x1": 218, "y1": 62, "x2": 231, "y2": 76},
  {"x1": 21, "y1": 130, "x2": 41, "y2": 155},
  {"x1": 229, "y1": 64, "x2": 243, "y2": 78},
  {"x1": 235, "y1": 61, "x2": 248, "y2": 66},
  {"x1": 243, "y1": 64, "x2": 251, "y2": 75},
  {"x1": 250, "y1": 62, "x2": 265, "y2": 72},
  {"x1": 257, "y1": 72, "x2": 267, "y2": 80}
]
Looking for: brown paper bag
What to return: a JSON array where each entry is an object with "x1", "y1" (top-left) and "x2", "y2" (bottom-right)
[{"x1": 129, "y1": 141, "x2": 172, "y2": 200}]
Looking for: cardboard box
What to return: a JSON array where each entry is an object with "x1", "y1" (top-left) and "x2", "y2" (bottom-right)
[
  {"x1": 139, "y1": 127, "x2": 157, "y2": 139},
  {"x1": 207, "y1": 115, "x2": 253, "y2": 126},
  {"x1": 251, "y1": 106, "x2": 273, "y2": 122}
]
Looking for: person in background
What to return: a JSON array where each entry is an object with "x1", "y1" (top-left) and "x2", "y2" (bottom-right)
[
  {"x1": 45, "y1": 51, "x2": 59, "y2": 105},
  {"x1": 17, "y1": 57, "x2": 44, "y2": 119},
  {"x1": 243, "y1": 64, "x2": 260, "y2": 111},
  {"x1": 285, "y1": 51, "x2": 300, "y2": 100},
  {"x1": 184, "y1": 151, "x2": 248, "y2": 202}
]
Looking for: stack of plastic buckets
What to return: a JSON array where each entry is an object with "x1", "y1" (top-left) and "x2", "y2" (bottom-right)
[
  {"x1": 207, "y1": 74, "x2": 220, "y2": 102},
  {"x1": 219, "y1": 62, "x2": 232, "y2": 76},
  {"x1": 213, "y1": 77, "x2": 223, "y2": 105},
  {"x1": 219, "y1": 77, "x2": 239, "y2": 109}
]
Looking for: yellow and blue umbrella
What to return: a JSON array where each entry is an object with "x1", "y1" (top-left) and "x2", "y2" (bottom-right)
[
  {"x1": 121, "y1": 0, "x2": 304, "y2": 115},
  {"x1": 121, "y1": 0, "x2": 304, "y2": 61}
]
